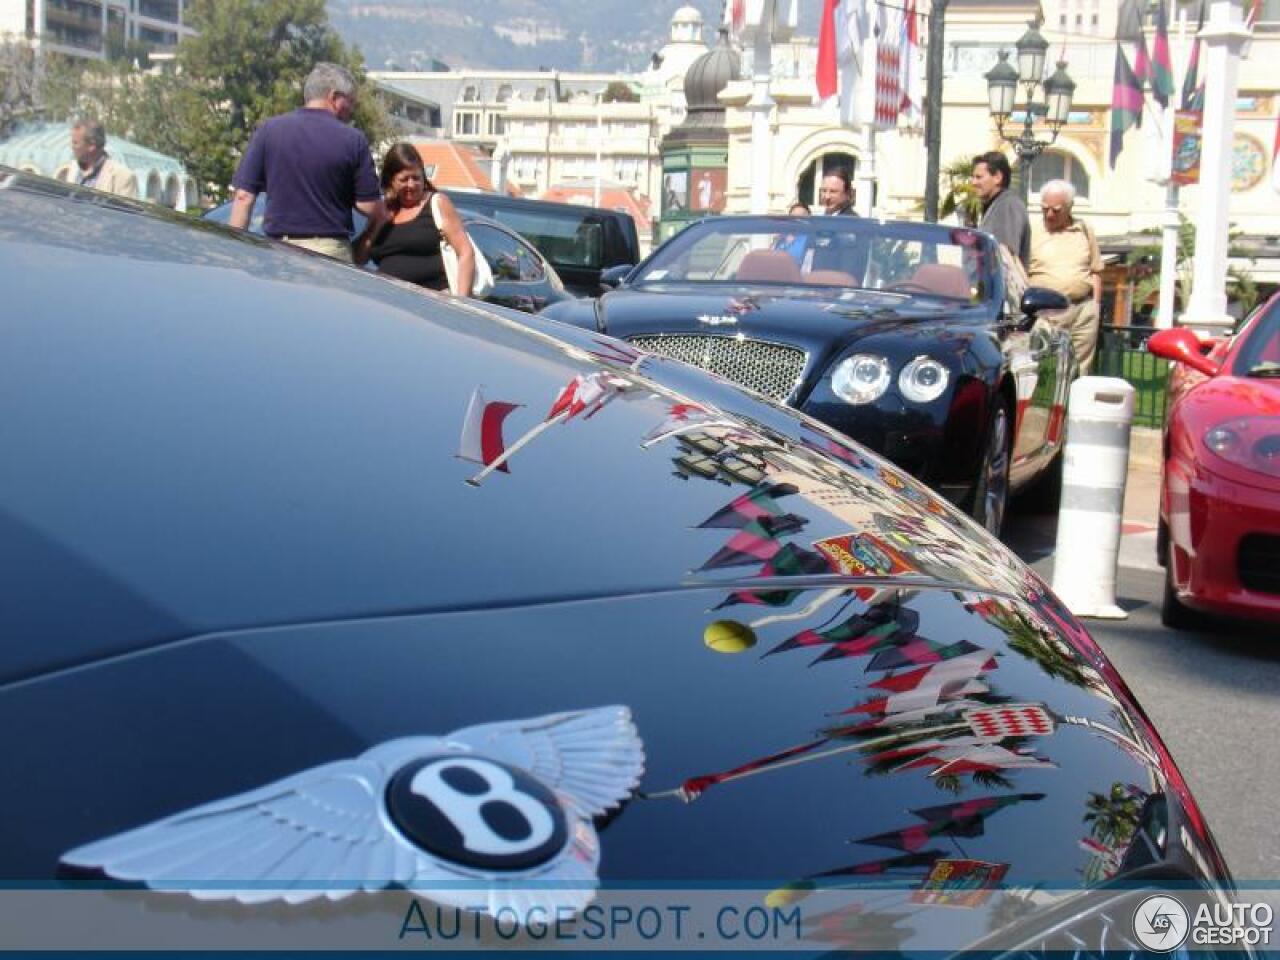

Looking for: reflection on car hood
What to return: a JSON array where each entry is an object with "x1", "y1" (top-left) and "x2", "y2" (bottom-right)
[
  {"x1": 5, "y1": 582, "x2": 1224, "y2": 947},
  {"x1": 0, "y1": 173, "x2": 1230, "y2": 950},
  {"x1": 6, "y1": 174, "x2": 1010, "y2": 684}
]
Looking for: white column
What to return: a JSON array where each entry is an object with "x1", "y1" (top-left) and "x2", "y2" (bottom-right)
[
  {"x1": 1156, "y1": 184, "x2": 1178, "y2": 329},
  {"x1": 1181, "y1": 0, "x2": 1251, "y2": 332},
  {"x1": 747, "y1": 0, "x2": 776, "y2": 214},
  {"x1": 593, "y1": 95, "x2": 603, "y2": 207},
  {"x1": 490, "y1": 142, "x2": 508, "y2": 195}
]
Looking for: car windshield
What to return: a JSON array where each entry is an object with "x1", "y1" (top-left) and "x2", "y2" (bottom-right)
[
  {"x1": 1233, "y1": 295, "x2": 1280, "y2": 377},
  {"x1": 633, "y1": 217, "x2": 995, "y2": 304}
]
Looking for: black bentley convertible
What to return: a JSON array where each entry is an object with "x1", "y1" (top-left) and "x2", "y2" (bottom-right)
[
  {"x1": 541, "y1": 216, "x2": 1076, "y2": 536},
  {"x1": 0, "y1": 169, "x2": 1244, "y2": 956}
]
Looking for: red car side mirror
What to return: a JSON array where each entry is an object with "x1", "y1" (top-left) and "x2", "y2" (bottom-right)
[{"x1": 1147, "y1": 328, "x2": 1221, "y2": 377}]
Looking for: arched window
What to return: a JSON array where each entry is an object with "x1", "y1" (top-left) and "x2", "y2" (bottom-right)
[
  {"x1": 496, "y1": 84, "x2": 513, "y2": 103},
  {"x1": 1029, "y1": 150, "x2": 1090, "y2": 201},
  {"x1": 462, "y1": 85, "x2": 479, "y2": 102},
  {"x1": 796, "y1": 152, "x2": 858, "y2": 209}
]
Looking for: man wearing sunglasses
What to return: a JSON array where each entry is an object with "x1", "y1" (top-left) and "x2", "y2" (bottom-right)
[{"x1": 1027, "y1": 179, "x2": 1103, "y2": 376}]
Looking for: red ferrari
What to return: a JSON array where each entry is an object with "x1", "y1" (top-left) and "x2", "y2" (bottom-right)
[{"x1": 1148, "y1": 294, "x2": 1280, "y2": 627}]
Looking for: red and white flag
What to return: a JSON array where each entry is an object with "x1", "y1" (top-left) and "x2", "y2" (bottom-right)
[
  {"x1": 870, "y1": 650, "x2": 998, "y2": 694},
  {"x1": 641, "y1": 401, "x2": 739, "y2": 448},
  {"x1": 816, "y1": 0, "x2": 841, "y2": 101},
  {"x1": 457, "y1": 388, "x2": 522, "y2": 473},
  {"x1": 899, "y1": 0, "x2": 923, "y2": 125},
  {"x1": 873, "y1": 2, "x2": 903, "y2": 129},
  {"x1": 817, "y1": 0, "x2": 871, "y2": 126},
  {"x1": 546, "y1": 372, "x2": 630, "y2": 423},
  {"x1": 964, "y1": 703, "x2": 1057, "y2": 740},
  {"x1": 729, "y1": 0, "x2": 745, "y2": 42},
  {"x1": 930, "y1": 743, "x2": 1057, "y2": 777}
]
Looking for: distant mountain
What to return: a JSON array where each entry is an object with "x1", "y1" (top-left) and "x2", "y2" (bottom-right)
[{"x1": 329, "y1": 0, "x2": 817, "y2": 73}]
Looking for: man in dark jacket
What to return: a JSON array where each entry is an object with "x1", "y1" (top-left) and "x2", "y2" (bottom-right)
[
  {"x1": 819, "y1": 169, "x2": 857, "y2": 216},
  {"x1": 971, "y1": 151, "x2": 1029, "y2": 268}
]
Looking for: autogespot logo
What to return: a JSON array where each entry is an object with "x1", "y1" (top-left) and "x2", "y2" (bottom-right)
[{"x1": 1133, "y1": 895, "x2": 1191, "y2": 952}]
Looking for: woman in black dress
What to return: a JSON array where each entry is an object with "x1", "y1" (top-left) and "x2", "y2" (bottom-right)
[{"x1": 354, "y1": 142, "x2": 474, "y2": 296}]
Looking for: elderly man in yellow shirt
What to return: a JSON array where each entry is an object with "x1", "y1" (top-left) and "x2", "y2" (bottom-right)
[{"x1": 1028, "y1": 179, "x2": 1103, "y2": 376}]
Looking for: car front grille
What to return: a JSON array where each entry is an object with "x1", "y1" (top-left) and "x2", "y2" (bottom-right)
[
  {"x1": 1239, "y1": 533, "x2": 1280, "y2": 595},
  {"x1": 626, "y1": 334, "x2": 806, "y2": 404}
]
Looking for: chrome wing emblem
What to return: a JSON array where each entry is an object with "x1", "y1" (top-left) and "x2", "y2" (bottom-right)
[{"x1": 62, "y1": 707, "x2": 644, "y2": 918}]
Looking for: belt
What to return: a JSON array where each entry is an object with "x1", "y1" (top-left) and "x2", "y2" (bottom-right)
[{"x1": 273, "y1": 234, "x2": 348, "y2": 241}]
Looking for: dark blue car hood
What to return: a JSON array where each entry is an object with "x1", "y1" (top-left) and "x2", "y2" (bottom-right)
[{"x1": 0, "y1": 172, "x2": 1230, "y2": 952}]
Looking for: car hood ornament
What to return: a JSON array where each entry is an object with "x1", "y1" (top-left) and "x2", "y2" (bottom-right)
[{"x1": 62, "y1": 707, "x2": 644, "y2": 919}]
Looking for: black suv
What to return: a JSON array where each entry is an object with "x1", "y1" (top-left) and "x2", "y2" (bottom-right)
[{"x1": 445, "y1": 192, "x2": 640, "y2": 297}]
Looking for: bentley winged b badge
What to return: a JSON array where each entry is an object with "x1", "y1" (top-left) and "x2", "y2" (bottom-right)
[{"x1": 62, "y1": 706, "x2": 644, "y2": 919}]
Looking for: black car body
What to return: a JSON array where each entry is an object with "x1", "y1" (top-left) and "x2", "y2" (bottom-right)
[
  {"x1": 542, "y1": 216, "x2": 1076, "y2": 535},
  {"x1": 203, "y1": 194, "x2": 570, "y2": 313},
  {"x1": 444, "y1": 191, "x2": 641, "y2": 297},
  {"x1": 0, "y1": 169, "x2": 1240, "y2": 955}
]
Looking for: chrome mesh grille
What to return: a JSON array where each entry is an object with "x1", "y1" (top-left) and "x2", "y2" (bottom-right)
[{"x1": 627, "y1": 335, "x2": 806, "y2": 403}]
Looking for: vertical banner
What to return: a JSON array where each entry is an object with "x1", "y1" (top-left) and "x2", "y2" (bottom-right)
[{"x1": 1171, "y1": 110, "x2": 1203, "y2": 185}]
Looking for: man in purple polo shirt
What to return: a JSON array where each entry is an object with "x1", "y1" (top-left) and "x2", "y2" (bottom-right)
[{"x1": 229, "y1": 62, "x2": 385, "y2": 263}]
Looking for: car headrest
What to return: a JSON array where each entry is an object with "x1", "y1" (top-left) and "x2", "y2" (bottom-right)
[
  {"x1": 736, "y1": 250, "x2": 803, "y2": 283},
  {"x1": 805, "y1": 269, "x2": 858, "y2": 287},
  {"x1": 909, "y1": 263, "x2": 972, "y2": 299}
]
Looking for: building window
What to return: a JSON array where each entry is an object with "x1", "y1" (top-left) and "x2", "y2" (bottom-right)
[
  {"x1": 1029, "y1": 150, "x2": 1090, "y2": 201},
  {"x1": 462, "y1": 85, "x2": 479, "y2": 102},
  {"x1": 138, "y1": 0, "x2": 179, "y2": 22},
  {"x1": 454, "y1": 110, "x2": 479, "y2": 136},
  {"x1": 533, "y1": 87, "x2": 548, "y2": 102},
  {"x1": 487, "y1": 113, "x2": 504, "y2": 135},
  {"x1": 497, "y1": 84, "x2": 513, "y2": 103}
]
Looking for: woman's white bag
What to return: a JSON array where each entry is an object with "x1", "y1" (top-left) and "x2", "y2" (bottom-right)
[{"x1": 432, "y1": 193, "x2": 494, "y2": 298}]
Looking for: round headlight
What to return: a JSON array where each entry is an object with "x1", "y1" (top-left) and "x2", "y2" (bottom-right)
[
  {"x1": 1204, "y1": 426, "x2": 1240, "y2": 455},
  {"x1": 898, "y1": 355, "x2": 951, "y2": 404},
  {"x1": 832, "y1": 354, "x2": 891, "y2": 405}
]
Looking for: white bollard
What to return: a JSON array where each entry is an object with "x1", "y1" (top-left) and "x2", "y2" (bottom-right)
[{"x1": 1051, "y1": 377, "x2": 1136, "y2": 619}]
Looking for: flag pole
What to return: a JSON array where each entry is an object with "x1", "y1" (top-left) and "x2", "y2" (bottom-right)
[
  {"x1": 466, "y1": 411, "x2": 568, "y2": 486},
  {"x1": 922, "y1": 0, "x2": 949, "y2": 222},
  {"x1": 641, "y1": 721, "x2": 972, "y2": 802}
]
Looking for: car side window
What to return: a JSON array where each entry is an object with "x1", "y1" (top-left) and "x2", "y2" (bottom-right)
[
  {"x1": 469, "y1": 225, "x2": 524, "y2": 282},
  {"x1": 516, "y1": 241, "x2": 545, "y2": 282}
]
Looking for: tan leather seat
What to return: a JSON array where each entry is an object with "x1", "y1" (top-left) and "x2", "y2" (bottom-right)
[
  {"x1": 805, "y1": 269, "x2": 858, "y2": 287},
  {"x1": 736, "y1": 250, "x2": 803, "y2": 283},
  {"x1": 908, "y1": 263, "x2": 972, "y2": 299}
]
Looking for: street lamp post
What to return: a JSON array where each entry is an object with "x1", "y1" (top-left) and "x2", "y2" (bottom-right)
[{"x1": 984, "y1": 23, "x2": 1075, "y2": 203}]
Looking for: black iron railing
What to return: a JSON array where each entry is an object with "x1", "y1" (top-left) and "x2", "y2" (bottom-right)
[{"x1": 1094, "y1": 323, "x2": 1169, "y2": 428}]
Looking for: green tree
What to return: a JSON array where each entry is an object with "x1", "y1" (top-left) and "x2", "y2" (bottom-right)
[
  {"x1": 1083, "y1": 782, "x2": 1143, "y2": 847},
  {"x1": 601, "y1": 80, "x2": 639, "y2": 103},
  {"x1": 1126, "y1": 213, "x2": 1259, "y2": 320},
  {"x1": 166, "y1": 0, "x2": 392, "y2": 199},
  {"x1": 1, "y1": 36, "x2": 40, "y2": 137},
  {"x1": 0, "y1": 39, "x2": 111, "y2": 136},
  {"x1": 926, "y1": 156, "x2": 982, "y2": 226}
]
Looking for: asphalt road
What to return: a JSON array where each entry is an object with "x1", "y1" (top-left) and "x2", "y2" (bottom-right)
[{"x1": 1005, "y1": 502, "x2": 1280, "y2": 886}]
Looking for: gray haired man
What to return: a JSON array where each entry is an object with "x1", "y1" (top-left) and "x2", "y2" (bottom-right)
[
  {"x1": 230, "y1": 62, "x2": 386, "y2": 261},
  {"x1": 1027, "y1": 179, "x2": 1103, "y2": 375},
  {"x1": 56, "y1": 119, "x2": 138, "y2": 199}
]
